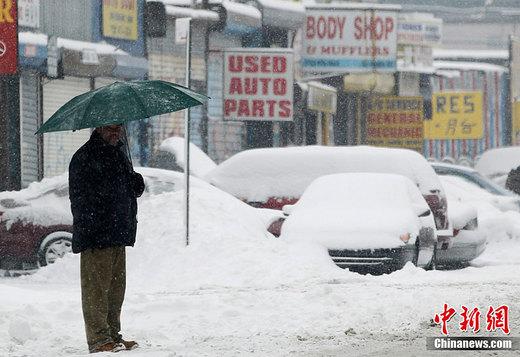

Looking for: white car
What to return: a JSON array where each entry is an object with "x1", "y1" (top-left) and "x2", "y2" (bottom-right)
[
  {"x1": 206, "y1": 145, "x2": 456, "y2": 252},
  {"x1": 279, "y1": 173, "x2": 437, "y2": 274},
  {"x1": 475, "y1": 146, "x2": 520, "y2": 187}
]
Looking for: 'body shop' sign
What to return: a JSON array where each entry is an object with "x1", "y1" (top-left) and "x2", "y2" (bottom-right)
[
  {"x1": 302, "y1": 7, "x2": 398, "y2": 73},
  {"x1": 223, "y1": 48, "x2": 293, "y2": 122}
]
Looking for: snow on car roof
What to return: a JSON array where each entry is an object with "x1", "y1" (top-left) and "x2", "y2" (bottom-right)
[
  {"x1": 159, "y1": 137, "x2": 217, "y2": 178},
  {"x1": 280, "y1": 173, "x2": 429, "y2": 250},
  {"x1": 475, "y1": 146, "x2": 520, "y2": 177},
  {"x1": 206, "y1": 145, "x2": 444, "y2": 202}
]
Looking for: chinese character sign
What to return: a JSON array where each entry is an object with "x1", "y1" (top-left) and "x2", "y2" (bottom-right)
[
  {"x1": 0, "y1": 0, "x2": 17, "y2": 75},
  {"x1": 424, "y1": 92, "x2": 484, "y2": 140},
  {"x1": 223, "y1": 49, "x2": 294, "y2": 122},
  {"x1": 434, "y1": 304, "x2": 510, "y2": 336},
  {"x1": 102, "y1": 0, "x2": 138, "y2": 41},
  {"x1": 302, "y1": 8, "x2": 397, "y2": 73},
  {"x1": 366, "y1": 96, "x2": 424, "y2": 152}
]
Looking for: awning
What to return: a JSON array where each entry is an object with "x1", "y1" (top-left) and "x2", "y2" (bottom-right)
[
  {"x1": 165, "y1": 5, "x2": 219, "y2": 22},
  {"x1": 18, "y1": 32, "x2": 148, "y2": 79},
  {"x1": 218, "y1": 0, "x2": 262, "y2": 35},
  {"x1": 254, "y1": 0, "x2": 305, "y2": 30}
]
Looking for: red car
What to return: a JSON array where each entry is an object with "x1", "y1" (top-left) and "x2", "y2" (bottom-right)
[
  {"x1": 0, "y1": 167, "x2": 192, "y2": 273},
  {"x1": 206, "y1": 146, "x2": 455, "y2": 251}
]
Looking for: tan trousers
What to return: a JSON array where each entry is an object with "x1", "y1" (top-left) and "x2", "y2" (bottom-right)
[{"x1": 80, "y1": 246, "x2": 126, "y2": 352}]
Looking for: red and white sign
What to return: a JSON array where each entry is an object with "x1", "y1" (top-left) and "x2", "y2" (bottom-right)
[
  {"x1": 302, "y1": 8, "x2": 397, "y2": 73},
  {"x1": 0, "y1": 0, "x2": 17, "y2": 74},
  {"x1": 223, "y1": 48, "x2": 293, "y2": 122}
]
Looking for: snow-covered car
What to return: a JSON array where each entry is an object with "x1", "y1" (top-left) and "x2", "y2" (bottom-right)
[
  {"x1": 435, "y1": 165, "x2": 520, "y2": 212},
  {"x1": 280, "y1": 173, "x2": 437, "y2": 273},
  {"x1": 206, "y1": 145, "x2": 455, "y2": 250},
  {"x1": 475, "y1": 146, "x2": 520, "y2": 187},
  {"x1": 148, "y1": 136, "x2": 217, "y2": 178},
  {"x1": 0, "y1": 167, "x2": 203, "y2": 271}
]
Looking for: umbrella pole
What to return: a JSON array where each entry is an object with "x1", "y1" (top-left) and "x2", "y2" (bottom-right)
[{"x1": 123, "y1": 125, "x2": 133, "y2": 165}]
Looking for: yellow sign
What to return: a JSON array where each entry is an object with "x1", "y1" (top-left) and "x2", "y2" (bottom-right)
[
  {"x1": 424, "y1": 91, "x2": 483, "y2": 140},
  {"x1": 102, "y1": 0, "x2": 138, "y2": 41},
  {"x1": 366, "y1": 96, "x2": 424, "y2": 152},
  {"x1": 513, "y1": 101, "x2": 520, "y2": 145}
]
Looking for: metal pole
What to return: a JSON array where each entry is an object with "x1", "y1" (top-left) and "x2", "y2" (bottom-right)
[{"x1": 184, "y1": 18, "x2": 192, "y2": 246}]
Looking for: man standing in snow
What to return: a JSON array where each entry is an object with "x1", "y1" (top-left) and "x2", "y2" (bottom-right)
[{"x1": 69, "y1": 124, "x2": 144, "y2": 353}]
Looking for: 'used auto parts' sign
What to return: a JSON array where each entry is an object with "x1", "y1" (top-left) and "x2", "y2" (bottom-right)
[
  {"x1": 223, "y1": 48, "x2": 293, "y2": 122},
  {"x1": 0, "y1": 0, "x2": 17, "y2": 75},
  {"x1": 302, "y1": 7, "x2": 398, "y2": 73}
]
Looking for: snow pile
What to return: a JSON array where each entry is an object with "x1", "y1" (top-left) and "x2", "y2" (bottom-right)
[
  {"x1": 206, "y1": 145, "x2": 444, "y2": 202},
  {"x1": 281, "y1": 174, "x2": 432, "y2": 250},
  {"x1": 32, "y1": 183, "x2": 343, "y2": 291},
  {"x1": 475, "y1": 146, "x2": 520, "y2": 177},
  {"x1": 159, "y1": 136, "x2": 217, "y2": 178}
]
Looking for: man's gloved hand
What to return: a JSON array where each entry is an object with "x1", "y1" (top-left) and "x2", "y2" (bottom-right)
[{"x1": 131, "y1": 172, "x2": 145, "y2": 198}]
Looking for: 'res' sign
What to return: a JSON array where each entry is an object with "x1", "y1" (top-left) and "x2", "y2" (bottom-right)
[{"x1": 0, "y1": 0, "x2": 17, "y2": 75}]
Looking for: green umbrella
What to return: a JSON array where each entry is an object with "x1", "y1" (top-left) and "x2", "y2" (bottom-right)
[{"x1": 36, "y1": 80, "x2": 208, "y2": 134}]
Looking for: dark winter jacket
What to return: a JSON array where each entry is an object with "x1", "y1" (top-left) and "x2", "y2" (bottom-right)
[
  {"x1": 506, "y1": 166, "x2": 520, "y2": 195},
  {"x1": 69, "y1": 131, "x2": 145, "y2": 253}
]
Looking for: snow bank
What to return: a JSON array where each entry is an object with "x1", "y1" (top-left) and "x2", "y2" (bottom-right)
[
  {"x1": 475, "y1": 146, "x2": 520, "y2": 177},
  {"x1": 281, "y1": 174, "x2": 430, "y2": 250},
  {"x1": 31, "y1": 183, "x2": 343, "y2": 291},
  {"x1": 206, "y1": 146, "x2": 444, "y2": 202},
  {"x1": 159, "y1": 137, "x2": 217, "y2": 178}
]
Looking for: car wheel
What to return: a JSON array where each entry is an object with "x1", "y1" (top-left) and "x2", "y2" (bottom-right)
[{"x1": 38, "y1": 233, "x2": 72, "y2": 267}]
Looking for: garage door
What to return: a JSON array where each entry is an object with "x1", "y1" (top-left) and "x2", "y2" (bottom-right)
[
  {"x1": 43, "y1": 77, "x2": 91, "y2": 178},
  {"x1": 19, "y1": 72, "x2": 42, "y2": 187}
]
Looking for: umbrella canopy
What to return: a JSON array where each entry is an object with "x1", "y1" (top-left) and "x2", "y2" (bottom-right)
[{"x1": 36, "y1": 80, "x2": 208, "y2": 134}]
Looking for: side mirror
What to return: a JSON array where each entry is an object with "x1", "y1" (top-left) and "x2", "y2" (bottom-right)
[
  {"x1": 282, "y1": 204, "x2": 295, "y2": 216},
  {"x1": 418, "y1": 209, "x2": 431, "y2": 217},
  {"x1": 413, "y1": 203, "x2": 431, "y2": 217}
]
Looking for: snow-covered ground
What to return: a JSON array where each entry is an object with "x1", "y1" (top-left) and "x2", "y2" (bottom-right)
[{"x1": 1, "y1": 184, "x2": 519, "y2": 356}]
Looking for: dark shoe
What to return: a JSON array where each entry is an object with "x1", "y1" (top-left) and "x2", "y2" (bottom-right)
[
  {"x1": 119, "y1": 340, "x2": 139, "y2": 350},
  {"x1": 90, "y1": 341, "x2": 126, "y2": 353}
]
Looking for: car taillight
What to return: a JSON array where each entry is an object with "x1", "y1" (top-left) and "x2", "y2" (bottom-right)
[{"x1": 424, "y1": 193, "x2": 448, "y2": 229}]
